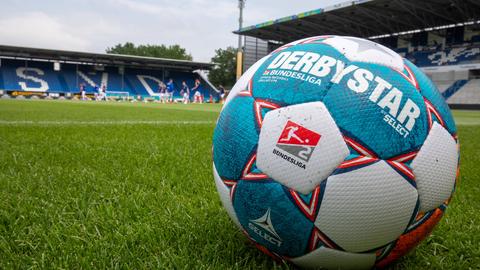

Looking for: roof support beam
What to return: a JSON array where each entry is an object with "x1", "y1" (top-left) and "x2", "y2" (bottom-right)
[
  {"x1": 450, "y1": 0, "x2": 479, "y2": 20},
  {"x1": 300, "y1": 17, "x2": 356, "y2": 36},
  {"x1": 397, "y1": 0, "x2": 458, "y2": 26},
  {"x1": 323, "y1": 12, "x2": 382, "y2": 37},
  {"x1": 354, "y1": 5, "x2": 409, "y2": 34},
  {"x1": 465, "y1": 0, "x2": 480, "y2": 9},
  {"x1": 295, "y1": 18, "x2": 333, "y2": 35},
  {"x1": 275, "y1": 24, "x2": 314, "y2": 39},
  {"x1": 251, "y1": 28, "x2": 296, "y2": 43}
]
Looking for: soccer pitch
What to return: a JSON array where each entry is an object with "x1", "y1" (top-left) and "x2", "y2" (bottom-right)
[{"x1": 0, "y1": 100, "x2": 478, "y2": 269}]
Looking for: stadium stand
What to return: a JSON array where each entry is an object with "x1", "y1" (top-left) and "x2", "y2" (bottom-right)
[
  {"x1": 447, "y1": 79, "x2": 480, "y2": 105},
  {"x1": 234, "y1": 0, "x2": 480, "y2": 108},
  {"x1": 406, "y1": 44, "x2": 480, "y2": 67},
  {"x1": 0, "y1": 45, "x2": 218, "y2": 101},
  {"x1": 442, "y1": 80, "x2": 469, "y2": 100}
]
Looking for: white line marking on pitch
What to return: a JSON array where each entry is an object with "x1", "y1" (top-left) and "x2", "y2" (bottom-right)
[
  {"x1": 0, "y1": 120, "x2": 216, "y2": 125},
  {"x1": 0, "y1": 120, "x2": 477, "y2": 126},
  {"x1": 454, "y1": 120, "x2": 480, "y2": 126}
]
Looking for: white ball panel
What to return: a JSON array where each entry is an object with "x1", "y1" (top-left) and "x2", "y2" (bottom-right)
[
  {"x1": 290, "y1": 246, "x2": 376, "y2": 270},
  {"x1": 411, "y1": 122, "x2": 458, "y2": 212},
  {"x1": 213, "y1": 163, "x2": 242, "y2": 229},
  {"x1": 323, "y1": 36, "x2": 404, "y2": 70},
  {"x1": 315, "y1": 161, "x2": 418, "y2": 252},
  {"x1": 256, "y1": 102, "x2": 349, "y2": 194}
]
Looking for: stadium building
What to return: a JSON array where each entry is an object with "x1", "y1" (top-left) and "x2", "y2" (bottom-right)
[
  {"x1": 235, "y1": 0, "x2": 480, "y2": 109},
  {"x1": 0, "y1": 45, "x2": 218, "y2": 101}
]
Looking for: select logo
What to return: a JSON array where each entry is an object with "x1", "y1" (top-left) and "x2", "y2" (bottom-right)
[
  {"x1": 273, "y1": 121, "x2": 321, "y2": 169},
  {"x1": 248, "y1": 208, "x2": 282, "y2": 247}
]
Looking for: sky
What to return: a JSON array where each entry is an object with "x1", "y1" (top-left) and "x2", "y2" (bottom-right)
[{"x1": 0, "y1": 0, "x2": 345, "y2": 62}]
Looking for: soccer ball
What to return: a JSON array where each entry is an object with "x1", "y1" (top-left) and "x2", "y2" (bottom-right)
[{"x1": 212, "y1": 36, "x2": 459, "y2": 269}]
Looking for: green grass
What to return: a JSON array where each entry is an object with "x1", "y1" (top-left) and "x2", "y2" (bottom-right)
[{"x1": 0, "y1": 100, "x2": 478, "y2": 269}]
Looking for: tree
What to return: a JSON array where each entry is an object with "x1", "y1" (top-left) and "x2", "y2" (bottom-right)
[
  {"x1": 106, "y1": 42, "x2": 192, "y2": 60},
  {"x1": 209, "y1": 47, "x2": 237, "y2": 89}
]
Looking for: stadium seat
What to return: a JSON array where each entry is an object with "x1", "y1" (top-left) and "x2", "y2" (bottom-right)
[
  {"x1": 0, "y1": 58, "x2": 217, "y2": 99},
  {"x1": 409, "y1": 45, "x2": 480, "y2": 67},
  {"x1": 447, "y1": 79, "x2": 480, "y2": 104}
]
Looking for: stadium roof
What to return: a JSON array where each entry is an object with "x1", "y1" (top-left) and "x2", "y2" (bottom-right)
[
  {"x1": 0, "y1": 45, "x2": 213, "y2": 71},
  {"x1": 235, "y1": 0, "x2": 480, "y2": 42}
]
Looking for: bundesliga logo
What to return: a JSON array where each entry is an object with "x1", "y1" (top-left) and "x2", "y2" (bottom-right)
[{"x1": 273, "y1": 121, "x2": 321, "y2": 169}]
